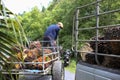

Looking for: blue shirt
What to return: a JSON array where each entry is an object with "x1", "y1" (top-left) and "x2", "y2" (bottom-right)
[{"x1": 44, "y1": 24, "x2": 60, "y2": 40}]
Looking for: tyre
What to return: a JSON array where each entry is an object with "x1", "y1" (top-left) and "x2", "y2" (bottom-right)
[{"x1": 52, "y1": 61, "x2": 64, "y2": 80}]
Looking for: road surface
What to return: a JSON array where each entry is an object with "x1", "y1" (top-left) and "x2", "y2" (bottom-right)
[{"x1": 65, "y1": 70, "x2": 75, "y2": 80}]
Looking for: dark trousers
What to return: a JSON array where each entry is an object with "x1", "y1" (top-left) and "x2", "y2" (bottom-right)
[{"x1": 43, "y1": 36, "x2": 56, "y2": 52}]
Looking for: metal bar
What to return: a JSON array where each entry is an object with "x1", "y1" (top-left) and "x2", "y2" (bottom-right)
[
  {"x1": 78, "y1": 9, "x2": 120, "y2": 20},
  {"x1": 79, "y1": 51, "x2": 120, "y2": 58},
  {"x1": 78, "y1": 24, "x2": 120, "y2": 31},
  {"x1": 77, "y1": 40, "x2": 120, "y2": 42},
  {"x1": 78, "y1": 15, "x2": 95, "y2": 20},
  {"x1": 1, "y1": 69, "x2": 43, "y2": 73},
  {"x1": 2, "y1": 72, "x2": 46, "y2": 75},
  {"x1": 2, "y1": 65, "x2": 52, "y2": 72},
  {"x1": 76, "y1": 0, "x2": 101, "y2": 9},
  {"x1": 44, "y1": 52, "x2": 59, "y2": 56},
  {"x1": 95, "y1": 0, "x2": 100, "y2": 65},
  {"x1": 75, "y1": 9, "x2": 79, "y2": 59},
  {"x1": 42, "y1": 46, "x2": 58, "y2": 49},
  {"x1": 1, "y1": 65, "x2": 52, "y2": 75},
  {"x1": 7, "y1": 62, "x2": 42, "y2": 64},
  {"x1": 6, "y1": 57, "x2": 58, "y2": 64},
  {"x1": 99, "y1": 8, "x2": 120, "y2": 16},
  {"x1": 72, "y1": 16, "x2": 75, "y2": 47}
]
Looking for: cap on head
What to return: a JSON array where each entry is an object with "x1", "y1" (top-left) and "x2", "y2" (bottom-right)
[{"x1": 58, "y1": 22, "x2": 63, "y2": 29}]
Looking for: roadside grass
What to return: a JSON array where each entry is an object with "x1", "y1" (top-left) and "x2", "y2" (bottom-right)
[{"x1": 65, "y1": 58, "x2": 76, "y2": 73}]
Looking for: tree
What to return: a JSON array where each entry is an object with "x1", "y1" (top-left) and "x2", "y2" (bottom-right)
[{"x1": 20, "y1": 0, "x2": 120, "y2": 50}]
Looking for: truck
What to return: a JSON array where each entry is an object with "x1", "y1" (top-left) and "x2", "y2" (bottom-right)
[
  {"x1": 0, "y1": 1, "x2": 64, "y2": 80},
  {"x1": 72, "y1": 0, "x2": 120, "y2": 80}
]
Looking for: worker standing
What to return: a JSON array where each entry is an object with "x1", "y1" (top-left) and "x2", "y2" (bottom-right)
[{"x1": 43, "y1": 22, "x2": 63, "y2": 51}]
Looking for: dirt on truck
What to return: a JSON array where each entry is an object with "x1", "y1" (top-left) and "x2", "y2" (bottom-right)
[{"x1": 73, "y1": 0, "x2": 120, "y2": 80}]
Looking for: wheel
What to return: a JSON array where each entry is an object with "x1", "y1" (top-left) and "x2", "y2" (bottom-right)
[{"x1": 52, "y1": 61, "x2": 64, "y2": 80}]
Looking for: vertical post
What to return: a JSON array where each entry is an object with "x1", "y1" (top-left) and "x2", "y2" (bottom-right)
[
  {"x1": 72, "y1": 16, "x2": 75, "y2": 48},
  {"x1": 57, "y1": 36, "x2": 60, "y2": 60},
  {"x1": 95, "y1": 0, "x2": 100, "y2": 65},
  {"x1": 75, "y1": 8, "x2": 79, "y2": 60}
]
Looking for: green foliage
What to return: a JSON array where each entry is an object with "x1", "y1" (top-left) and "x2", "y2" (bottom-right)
[
  {"x1": 0, "y1": 11, "x2": 21, "y2": 73},
  {"x1": 65, "y1": 57, "x2": 76, "y2": 73},
  {"x1": 21, "y1": 7, "x2": 45, "y2": 40},
  {"x1": 60, "y1": 35, "x2": 72, "y2": 49},
  {"x1": 0, "y1": 4, "x2": 28, "y2": 80},
  {"x1": 20, "y1": 0, "x2": 120, "y2": 49}
]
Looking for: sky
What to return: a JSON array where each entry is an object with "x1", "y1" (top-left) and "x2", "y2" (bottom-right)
[{"x1": 2, "y1": 0, "x2": 53, "y2": 14}]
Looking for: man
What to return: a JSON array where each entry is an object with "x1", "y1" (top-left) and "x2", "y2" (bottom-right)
[{"x1": 43, "y1": 22, "x2": 63, "y2": 51}]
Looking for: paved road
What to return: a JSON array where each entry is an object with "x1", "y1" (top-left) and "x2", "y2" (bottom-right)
[
  {"x1": 19, "y1": 69, "x2": 75, "y2": 80},
  {"x1": 65, "y1": 70, "x2": 75, "y2": 80}
]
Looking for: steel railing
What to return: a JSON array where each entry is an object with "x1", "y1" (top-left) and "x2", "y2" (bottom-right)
[{"x1": 73, "y1": 0, "x2": 120, "y2": 64}]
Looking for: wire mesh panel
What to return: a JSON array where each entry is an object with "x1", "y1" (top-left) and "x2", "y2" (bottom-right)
[{"x1": 1, "y1": 41, "x2": 60, "y2": 75}]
